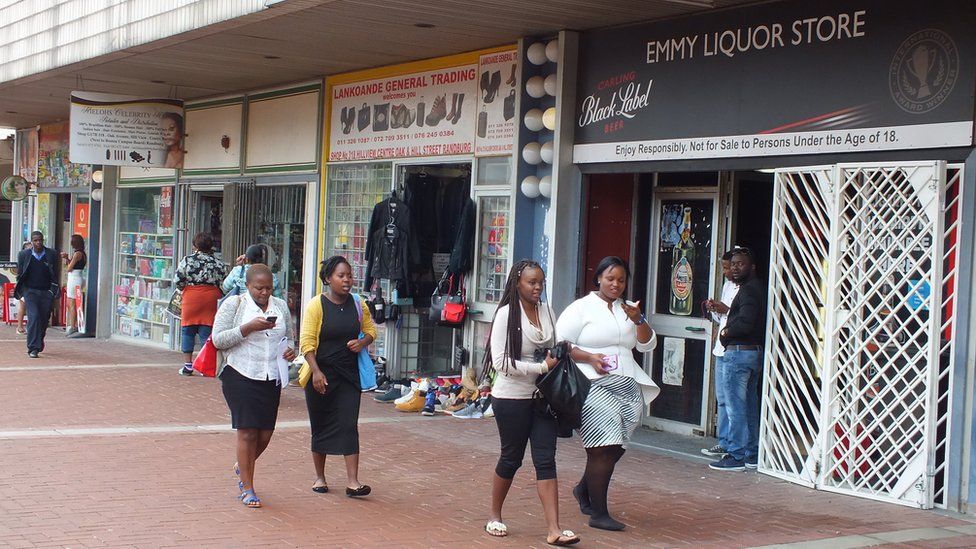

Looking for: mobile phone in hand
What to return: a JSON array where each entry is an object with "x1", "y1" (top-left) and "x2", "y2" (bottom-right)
[
  {"x1": 602, "y1": 354, "x2": 619, "y2": 372},
  {"x1": 265, "y1": 316, "x2": 278, "y2": 324}
]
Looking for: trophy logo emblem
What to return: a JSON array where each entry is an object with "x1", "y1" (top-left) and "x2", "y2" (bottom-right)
[{"x1": 889, "y1": 29, "x2": 959, "y2": 114}]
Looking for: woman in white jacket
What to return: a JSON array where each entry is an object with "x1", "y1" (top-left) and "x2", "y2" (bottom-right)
[{"x1": 556, "y1": 256, "x2": 659, "y2": 532}]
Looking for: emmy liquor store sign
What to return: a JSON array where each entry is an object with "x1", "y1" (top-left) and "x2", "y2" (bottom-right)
[{"x1": 573, "y1": 0, "x2": 975, "y2": 163}]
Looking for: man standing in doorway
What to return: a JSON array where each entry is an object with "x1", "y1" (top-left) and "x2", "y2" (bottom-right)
[
  {"x1": 15, "y1": 231, "x2": 61, "y2": 359},
  {"x1": 710, "y1": 248, "x2": 765, "y2": 471},
  {"x1": 702, "y1": 250, "x2": 739, "y2": 459}
]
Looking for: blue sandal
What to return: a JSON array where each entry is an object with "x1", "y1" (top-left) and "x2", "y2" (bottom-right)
[
  {"x1": 240, "y1": 489, "x2": 261, "y2": 508},
  {"x1": 234, "y1": 462, "x2": 243, "y2": 493}
]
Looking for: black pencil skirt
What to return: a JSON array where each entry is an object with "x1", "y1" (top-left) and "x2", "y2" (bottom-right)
[
  {"x1": 220, "y1": 365, "x2": 281, "y2": 430},
  {"x1": 305, "y1": 376, "x2": 361, "y2": 455}
]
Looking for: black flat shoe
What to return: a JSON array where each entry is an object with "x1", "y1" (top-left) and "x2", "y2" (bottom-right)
[
  {"x1": 346, "y1": 484, "x2": 371, "y2": 498},
  {"x1": 572, "y1": 483, "x2": 592, "y2": 516},
  {"x1": 311, "y1": 484, "x2": 329, "y2": 494}
]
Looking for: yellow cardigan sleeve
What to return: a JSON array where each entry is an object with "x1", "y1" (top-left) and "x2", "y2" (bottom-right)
[
  {"x1": 299, "y1": 295, "x2": 323, "y2": 357},
  {"x1": 300, "y1": 293, "x2": 377, "y2": 357}
]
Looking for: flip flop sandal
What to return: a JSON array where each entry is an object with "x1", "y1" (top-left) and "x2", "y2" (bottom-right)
[
  {"x1": 240, "y1": 489, "x2": 261, "y2": 508},
  {"x1": 16, "y1": 328, "x2": 25, "y2": 335},
  {"x1": 485, "y1": 520, "x2": 508, "y2": 537},
  {"x1": 547, "y1": 531, "x2": 580, "y2": 546},
  {"x1": 311, "y1": 482, "x2": 329, "y2": 494},
  {"x1": 234, "y1": 462, "x2": 243, "y2": 493}
]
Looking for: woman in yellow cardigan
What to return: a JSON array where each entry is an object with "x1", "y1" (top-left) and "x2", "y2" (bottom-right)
[{"x1": 300, "y1": 255, "x2": 376, "y2": 497}]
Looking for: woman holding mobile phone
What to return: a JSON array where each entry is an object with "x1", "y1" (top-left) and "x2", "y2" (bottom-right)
[
  {"x1": 556, "y1": 256, "x2": 659, "y2": 532},
  {"x1": 211, "y1": 264, "x2": 296, "y2": 509},
  {"x1": 299, "y1": 256, "x2": 376, "y2": 498}
]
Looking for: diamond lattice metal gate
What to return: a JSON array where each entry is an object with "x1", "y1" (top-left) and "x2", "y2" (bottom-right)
[
  {"x1": 760, "y1": 166, "x2": 833, "y2": 487},
  {"x1": 761, "y1": 162, "x2": 959, "y2": 509}
]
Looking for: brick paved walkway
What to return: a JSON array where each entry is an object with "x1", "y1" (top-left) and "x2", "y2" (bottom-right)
[{"x1": 0, "y1": 325, "x2": 972, "y2": 548}]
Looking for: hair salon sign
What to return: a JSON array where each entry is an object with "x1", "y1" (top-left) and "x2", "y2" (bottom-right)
[{"x1": 573, "y1": 0, "x2": 974, "y2": 163}]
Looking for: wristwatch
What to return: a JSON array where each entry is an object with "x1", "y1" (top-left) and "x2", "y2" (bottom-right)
[{"x1": 633, "y1": 314, "x2": 647, "y2": 326}]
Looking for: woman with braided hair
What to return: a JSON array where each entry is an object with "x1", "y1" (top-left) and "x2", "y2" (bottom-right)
[{"x1": 483, "y1": 259, "x2": 580, "y2": 546}]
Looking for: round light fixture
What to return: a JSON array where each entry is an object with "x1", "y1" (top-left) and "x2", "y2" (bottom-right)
[
  {"x1": 542, "y1": 107, "x2": 557, "y2": 130},
  {"x1": 538, "y1": 175, "x2": 552, "y2": 198},
  {"x1": 544, "y1": 74, "x2": 557, "y2": 96},
  {"x1": 523, "y1": 109, "x2": 544, "y2": 132},
  {"x1": 545, "y1": 40, "x2": 559, "y2": 63},
  {"x1": 520, "y1": 176, "x2": 541, "y2": 198},
  {"x1": 540, "y1": 141, "x2": 554, "y2": 164},
  {"x1": 527, "y1": 43, "x2": 548, "y2": 65},
  {"x1": 92, "y1": 169, "x2": 104, "y2": 184},
  {"x1": 525, "y1": 76, "x2": 546, "y2": 99},
  {"x1": 522, "y1": 142, "x2": 542, "y2": 165}
]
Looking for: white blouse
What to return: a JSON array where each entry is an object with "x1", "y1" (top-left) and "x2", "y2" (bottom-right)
[
  {"x1": 211, "y1": 293, "x2": 292, "y2": 382},
  {"x1": 489, "y1": 303, "x2": 556, "y2": 399},
  {"x1": 556, "y1": 292, "x2": 660, "y2": 405}
]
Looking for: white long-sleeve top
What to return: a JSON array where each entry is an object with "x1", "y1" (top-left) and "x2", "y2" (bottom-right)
[
  {"x1": 556, "y1": 292, "x2": 660, "y2": 405},
  {"x1": 711, "y1": 280, "x2": 740, "y2": 357},
  {"x1": 489, "y1": 303, "x2": 556, "y2": 399},
  {"x1": 211, "y1": 293, "x2": 292, "y2": 382}
]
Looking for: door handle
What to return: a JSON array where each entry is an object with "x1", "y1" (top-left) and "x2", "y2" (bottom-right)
[{"x1": 685, "y1": 326, "x2": 706, "y2": 333}]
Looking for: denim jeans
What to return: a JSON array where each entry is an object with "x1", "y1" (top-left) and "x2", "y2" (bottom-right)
[
  {"x1": 721, "y1": 349, "x2": 761, "y2": 461},
  {"x1": 181, "y1": 324, "x2": 213, "y2": 354},
  {"x1": 714, "y1": 355, "x2": 730, "y2": 449}
]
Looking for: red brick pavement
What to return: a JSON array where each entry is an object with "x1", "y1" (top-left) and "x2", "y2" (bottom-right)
[{"x1": 0, "y1": 327, "x2": 970, "y2": 548}]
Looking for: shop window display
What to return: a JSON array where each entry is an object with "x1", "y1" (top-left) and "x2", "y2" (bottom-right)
[
  {"x1": 115, "y1": 186, "x2": 176, "y2": 345},
  {"x1": 476, "y1": 195, "x2": 511, "y2": 303},
  {"x1": 325, "y1": 163, "x2": 392, "y2": 292}
]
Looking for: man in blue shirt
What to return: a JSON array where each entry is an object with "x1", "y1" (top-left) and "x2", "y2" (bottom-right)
[{"x1": 15, "y1": 231, "x2": 61, "y2": 358}]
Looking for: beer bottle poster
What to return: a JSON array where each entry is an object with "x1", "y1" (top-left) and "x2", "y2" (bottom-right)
[{"x1": 655, "y1": 200, "x2": 713, "y2": 317}]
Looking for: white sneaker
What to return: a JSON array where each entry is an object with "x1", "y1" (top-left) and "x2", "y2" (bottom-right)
[
  {"x1": 394, "y1": 390, "x2": 416, "y2": 405},
  {"x1": 483, "y1": 404, "x2": 494, "y2": 418},
  {"x1": 417, "y1": 378, "x2": 430, "y2": 393},
  {"x1": 452, "y1": 403, "x2": 483, "y2": 419}
]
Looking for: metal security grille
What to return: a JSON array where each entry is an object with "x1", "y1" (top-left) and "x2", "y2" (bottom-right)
[
  {"x1": 762, "y1": 162, "x2": 959, "y2": 509},
  {"x1": 760, "y1": 167, "x2": 833, "y2": 486}
]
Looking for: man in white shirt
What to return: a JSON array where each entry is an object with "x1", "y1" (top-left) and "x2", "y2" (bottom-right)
[{"x1": 702, "y1": 250, "x2": 739, "y2": 458}]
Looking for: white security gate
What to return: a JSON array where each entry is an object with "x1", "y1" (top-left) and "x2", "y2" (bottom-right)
[{"x1": 761, "y1": 162, "x2": 961, "y2": 509}]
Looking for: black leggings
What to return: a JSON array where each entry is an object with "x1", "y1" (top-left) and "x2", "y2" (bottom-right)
[{"x1": 492, "y1": 397, "x2": 558, "y2": 480}]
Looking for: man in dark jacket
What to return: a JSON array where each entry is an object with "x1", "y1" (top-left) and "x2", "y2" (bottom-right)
[
  {"x1": 710, "y1": 248, "x2": 766, "y2": 471},
  {"x1": 16, "y1": 231, "x2": 61, "y2": 358}
]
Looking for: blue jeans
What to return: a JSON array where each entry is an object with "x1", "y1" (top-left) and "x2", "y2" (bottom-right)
[
  {"x1": 721, "y1": 349, "x2": 761, "y2": 461},
  {"x1": 181, "y1": 324, "x2": 212, "y2": 354},
  {"x1": 714, "y1": 355, "x2": 730, "y2": 449}
]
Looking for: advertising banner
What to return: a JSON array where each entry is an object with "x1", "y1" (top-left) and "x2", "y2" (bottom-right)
[
  {"x1": 328, "y1": 66, "x2": 479, "y2": 161},
  {"x1": 73, "y1": 203, "x2": 90, "y2": 239},
  {"x1": 475, "y1": 50, "x2": 519, "y2": 156},
  {"x1": 70, "y1": 92, "x2": 185, "y2": 169},
  {"x1": 37, "y1": 122, "x2": 91, "y2": 189},
  {"x1": 15, "y1": 128, "x2": 37, "y2": 182},
  {"x1": 574, "y1": 0, "x2": 976, "y2": 163}
]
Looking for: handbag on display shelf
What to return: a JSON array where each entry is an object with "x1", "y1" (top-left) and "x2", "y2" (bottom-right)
[
  {"x1": 167, "y1": 289, "x2": 183, "y2": 318},
  {"x1": 430, "y1": 273, "x2": 466, "y2": 327}
]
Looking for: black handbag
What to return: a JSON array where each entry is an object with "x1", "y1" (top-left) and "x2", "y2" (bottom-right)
[
  {"x1": 357, "y1": 103, "x2": 371, "y2": 131},
  {"x1": 503, "y1": 89, "x2": 516, "y2": 121},
  {"x1": 429, "y1": 272, "x2": 465, "y2": 327},
  {"x1": 373, "y1": 103, "x2": 390, "y2": 132},
  {"x1": 535, "y1": 341, "x2": 591, "y2": 430}
]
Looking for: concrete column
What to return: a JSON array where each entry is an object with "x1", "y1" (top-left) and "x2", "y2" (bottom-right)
[{"x1": 94, "y1": 166, "x2": 118, "y2": 340}]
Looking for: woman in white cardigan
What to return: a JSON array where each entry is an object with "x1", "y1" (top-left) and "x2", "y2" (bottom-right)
[
  {"x1": 556, "y1": 256, "x2": 659, "y2": 532},
  {"x1": 212, "y1": 264, "x2": 296, "y2": 509},
  {"x1": 483, "y1": 259, "x2": 579, "y2": 546}
]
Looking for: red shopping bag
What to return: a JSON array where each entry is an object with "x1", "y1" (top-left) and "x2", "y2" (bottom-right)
[{"x1": 192, "y1": 337, "x2": 218, "y2": 377}]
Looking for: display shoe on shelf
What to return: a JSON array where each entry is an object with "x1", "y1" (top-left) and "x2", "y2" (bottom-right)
[
  {"x1": 395, "y1": 391, "x2": 426, "y2": 413},
  {"x1": 421, "y1": 390, "x2": 438, "y2": 416},
  {"x1": 394, "y1": 389, "x2": 417, "y2": 406},
  {"x1": 442, "y1": 400, "x2": 467, "y2": 414},
  {"x1": 425, "y1": 94, "x2": 447, "y2": 126},
  {"x1": 373, "y1": 387, "x2": 402, "y2": 403},
  {"x1": 451, "y1": 402, "x2": 483, "y2": 419}
]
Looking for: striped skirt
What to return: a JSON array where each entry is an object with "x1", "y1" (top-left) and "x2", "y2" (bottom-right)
[{"x1": 578, "y1": 375, "x2": 643, "y2": 449}]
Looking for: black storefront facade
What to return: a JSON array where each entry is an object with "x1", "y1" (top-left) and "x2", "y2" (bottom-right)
[{"x1": 559, "y1": 0, "x2": 976, "y2": 512}]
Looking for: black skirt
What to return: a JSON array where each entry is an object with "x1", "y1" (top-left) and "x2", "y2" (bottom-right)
[
  {"x1": 305, "y1": 375, "x2": 361, "y2": 455},
  {"x1": 220, "y1": 366, "x2": 281, "y2": 430}
]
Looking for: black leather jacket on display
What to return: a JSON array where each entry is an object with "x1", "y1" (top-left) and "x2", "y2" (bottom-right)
[{"x1": 364, "y1": 197, "x2": 417, "y2": 291}]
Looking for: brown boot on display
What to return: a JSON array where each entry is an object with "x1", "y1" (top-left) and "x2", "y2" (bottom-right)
[
  {"x1": 425, "y1": 94, "x2": 447, "y2": 126},
  {"x1": 451, "y1": 93, "x2": 464, "y2": 124},
  {"x1": 505, "y1": 63, "x2": 516, "y2": 86}
]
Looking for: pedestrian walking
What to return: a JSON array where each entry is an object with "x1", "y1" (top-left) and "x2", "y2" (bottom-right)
[
  {"x1": 60, "y1": 234, "x2": 87, "y2": 337},
  {"x1": 710, "y1": 248, "x2": 766, "y2": 471},
  {"x1": 175, "y1": 232, "x2": 227, "y2": 376},
  {"x1": 223, "y1": 244, "x2": 284, "y2": 299},
  {"x1": 15, "y1": 231, "x2": 61, "y2": 358},
  {"x1": 483, "y1": 259, "x2": 580, "y2": 546},
  {"x1": 300, "y1": 255, "x2": 376, "y2": 497},
  {"x1": 701, "y1": 250, "x2": 739, "y2": 458},
  {"x1": 212, "y1": 263, "x2": 295, "y2": 509},
  {"x1": 556, "y1": 256, "x2": 659, "y2": 532}
]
